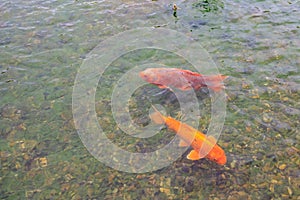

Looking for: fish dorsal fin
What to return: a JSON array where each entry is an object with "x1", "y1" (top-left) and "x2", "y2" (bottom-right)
[
  {"x1": 187, "y1": 150, "x2": 204, "y2": 160},
  {"x1": 178, "y1": 139, "x2": 190, "y2": 147},
  {"x1": 207, "y1": 136, "x2": 217, "y2": 144},
  {"x1": 180, "y1": 69, "x2": 202, "y2": 77},
  {"x1": 198, "y1": 141, "x2": 214, "y2": 158}
]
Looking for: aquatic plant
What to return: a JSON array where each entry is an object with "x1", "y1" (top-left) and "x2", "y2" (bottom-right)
[{"x1": 192, "y1": 0, "x2": 224, "y2": 12}]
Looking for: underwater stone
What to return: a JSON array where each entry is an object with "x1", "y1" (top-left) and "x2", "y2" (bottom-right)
[{"x1": 273, "y1": 121, "x2": 292, "y2": 133}]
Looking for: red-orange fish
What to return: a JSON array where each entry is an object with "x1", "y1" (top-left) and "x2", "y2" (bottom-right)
[
  {"x1": 140, "y1": 68, "x2": 228, "y2": 92},
  {"x1": 150, "y1": 106, "x2": 226, "y2": 165}
]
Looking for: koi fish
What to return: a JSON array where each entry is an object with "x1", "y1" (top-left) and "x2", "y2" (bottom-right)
[
  {"x1": 139, "y1": 68, "x2": 228, "y2": 92},
  {"x1": 149, "y1": 106, "x2": 226, "y2": 165}
]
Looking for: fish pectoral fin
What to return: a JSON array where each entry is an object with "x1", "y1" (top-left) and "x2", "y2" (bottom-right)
[
  {"x1": 178, "y1": 139, "x2": 190, "y2": 147},
  {"x1": 180, "y1": 85, "x2": 193, "y2": 91},
  {"x1": 149, "y1": 106, "x2": 165, "y2": 125},
  {"x1": 187, "y1": 150, "x2": 204, "y2": 160},
  {"x1": 157, "y1": 84, "x2": 167, "y2": 89}
]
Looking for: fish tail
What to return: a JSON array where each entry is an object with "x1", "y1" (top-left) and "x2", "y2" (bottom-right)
[
  {"x1": 203, "y1": 75, "x2": 228, "y2": 82},
  {"x1": 202, "y1": 75, "x2": 228, "y2": 92},
  {"x1": 149, "y1": 105, "x2": 165, "y2": 124},
  {"x1": 218, "y1": 75, "x2": 229, "y2": 81},
  {"x1": 208, "y1": 84, "x2": 225, "y2": 92}
]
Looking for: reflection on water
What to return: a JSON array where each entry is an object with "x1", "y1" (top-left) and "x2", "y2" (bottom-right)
[{"x1": 0, "y1": 0, "x2": 299, "y2": 199}]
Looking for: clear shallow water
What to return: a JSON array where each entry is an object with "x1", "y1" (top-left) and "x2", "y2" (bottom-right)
[{"x1": 0, "y1": 0, "x2": 299, "y2": 199}]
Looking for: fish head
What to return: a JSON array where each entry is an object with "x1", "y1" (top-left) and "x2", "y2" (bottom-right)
[
  {"x1": 206, "y1": 146, "x2": 227, "y2": 165},
  {"x1": 139, "y1": 68, "x2": 157, "y2": 83},
  {"x1": 214, "y1": 153, "x2": 227, "y2": 165}
]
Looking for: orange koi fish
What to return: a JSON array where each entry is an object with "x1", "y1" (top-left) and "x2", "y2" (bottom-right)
[
  {"x1": 150, "y1": 106, "x2": 226, "y2": 165},
  {"x1": 140, "y1": 68, "x2": 228, "y2": 92}
]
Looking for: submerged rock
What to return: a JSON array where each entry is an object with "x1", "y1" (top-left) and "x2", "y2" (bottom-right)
[
  {"x1": 0, "y1": 105, "x2": 22, "y2": 120},
  {"x1": 235, "y1": 65, "x2": 255, "y2": 74},
  {"x1": 188, "y1": 20, "x2": 207, "y2": 29},
  {"x1": 284, "y1": 107, "x2": 300, "y2": 116},
  {"x1": 273, "y1": 120, "x2": 292, "y2": 133},
  {"x1": 184, "y1": 177, "x2": 195, "y2": 192},
  {"x1": 262, "y1": 113, "x2": 273, "y2": 123}
]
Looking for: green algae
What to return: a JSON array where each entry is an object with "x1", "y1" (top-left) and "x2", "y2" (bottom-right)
[{"x1": 193, "y1": 0, "x2": 224, "y2": 13}]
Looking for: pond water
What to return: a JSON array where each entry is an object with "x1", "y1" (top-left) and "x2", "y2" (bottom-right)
[{"x1": 0, "y1": 0, "x2": 299, "y2": 199}]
